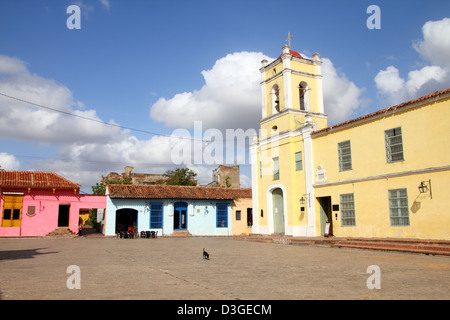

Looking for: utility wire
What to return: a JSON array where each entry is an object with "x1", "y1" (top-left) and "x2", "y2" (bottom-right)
[
  {"x1": 0, "y1": 91, "x2": 234, "y2": 143},
  {"x1": 9, "y1": 153, "x2": 251, "y2": 167}
]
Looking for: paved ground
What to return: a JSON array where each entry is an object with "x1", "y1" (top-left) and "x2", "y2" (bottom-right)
[{"x1": 0, "y1": 236, "x2": 449, "y2": 300}]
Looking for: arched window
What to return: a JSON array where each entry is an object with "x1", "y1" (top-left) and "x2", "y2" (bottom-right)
[
  {"x1": 271, "y1": 85, "x2": 280, "y2": 114},
  {"x1": 299, "y1": 81, "x2": 310, "y2": 111}
]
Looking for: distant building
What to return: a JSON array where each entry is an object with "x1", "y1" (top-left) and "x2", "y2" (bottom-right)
[
  {"x1": 102, "y1": 166, "x2": 169, "y2": 185},
  {"x1": 208, "y1": 165, "x2": 240, "y2": 188}
]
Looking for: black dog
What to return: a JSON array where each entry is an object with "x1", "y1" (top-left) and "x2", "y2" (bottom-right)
[{"x1": 203, "y1": 248, "x2": 210, "y2": 260}]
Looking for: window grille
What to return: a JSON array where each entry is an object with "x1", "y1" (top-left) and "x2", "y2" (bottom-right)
[
  {"x1": 340, "y1": 193, "x2": 356, "y2": 226},
  {"x1": 385, "y1": 127, "x2": 404, "y2": 163},
  {"x1": 388, "y1": 188, "x2": 410, "y2": 226}
]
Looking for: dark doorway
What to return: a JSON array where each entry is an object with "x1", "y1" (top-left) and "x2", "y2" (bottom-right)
[
  {"x1": 58, "y1": 205, "x2": 70, "y2": 227},
  {"x1": 116, "y1": 208, "x2": 138, "y2": 233},
  {"x1": 318, "y1": 197, "x2": 333, "y2": 236},
  {"x1": 174, "y1": 202, "x2": 187, "y2": 230}
]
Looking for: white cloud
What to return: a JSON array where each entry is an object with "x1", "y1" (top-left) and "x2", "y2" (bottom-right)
[
  {"x1": 0, "y1": 56, "x2": 28, "y2": 75},
  {"x1": 321, "y1": 58, "x2": 364, "y2": 123},
  {"x1": 150, "y1": 51, "x2": 272, "y2": 131},
  {"x1": 375, "y1": 18, "x2": 450, "y2": 105},
  {"x1": 0, "y1": 55, "x2": 124, "y2": 145},
  {"x1": 413, "y1": 18, "x2": 450, "y2": 67},
  {"x1": 0, "y1": 153, "x2": 20, "y2": 170},
  {"x1": 150, "y1": 51, "x2": 365, "y2": 128}
]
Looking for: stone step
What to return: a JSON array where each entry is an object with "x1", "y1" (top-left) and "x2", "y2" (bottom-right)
[
  {"x1": 235, "y1": 234, "x2": 450, "y2": 256},
  {"x1": 46, "y1": 227, "x2": 77, "y2": 238},
  {"x1": 170, "y1": 230, "x2": 193, "y2": 237},
  {"x1": 334, "y1": 240, "x2": 450, "y2": 256}
]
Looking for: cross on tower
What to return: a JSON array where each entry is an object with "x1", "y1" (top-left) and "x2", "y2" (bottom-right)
[{"x1": 286, "y1": 32, "x2": 293, "y2": 47}]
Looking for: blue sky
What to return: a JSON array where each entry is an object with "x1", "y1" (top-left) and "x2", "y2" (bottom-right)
[{"x1": 0, "y1": 0, "x2": 449, "y2": 192}]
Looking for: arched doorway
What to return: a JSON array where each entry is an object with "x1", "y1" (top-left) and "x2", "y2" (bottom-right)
[
  {"x1": 115, "y1": 208, "x2": 138, "y2": 233},
  {"x1": 272, "y1": 188, "x2": 285, "y2": 234},
  {"x1": 174, "y1": 202, "x2": 188, "y2": 230}
]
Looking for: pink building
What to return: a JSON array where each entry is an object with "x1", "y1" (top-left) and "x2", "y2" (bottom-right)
[{"x1": 0, "y1": 171, "x2": 106, "y2": 237}]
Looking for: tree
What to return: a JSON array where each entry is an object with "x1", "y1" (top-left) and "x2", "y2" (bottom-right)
[{"x1": 164, "y1": 168, "x2": 197, "y2": 186}]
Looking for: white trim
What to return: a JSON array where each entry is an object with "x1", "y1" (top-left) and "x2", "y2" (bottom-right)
[
  {"x1": 250, "y1": 141, "x2": 260, "y2": 234},
  {"x1": 260, "y1": 108, "x2": 327, "y2": 126},
  {"x1": 302, "y1": 125, "x2": 317, "y2": 236},
  {"x1": 314, "y1": 165, "x2": 450, "y2": 188}
]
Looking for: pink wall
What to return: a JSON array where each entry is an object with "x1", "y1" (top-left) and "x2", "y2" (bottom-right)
[{"x1": 0, "y1": 188, "x2": 106, "y2": 237}]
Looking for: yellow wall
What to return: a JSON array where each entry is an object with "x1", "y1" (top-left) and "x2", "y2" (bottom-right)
[
  {"x1": 231, "y1": 198, "x2": 253, "y2": 235},
  {"x1": 313, "y1": 98, "x2": 450, "y2": 181},
  {"x1": 312, "y1": 96, "x2": 450, "y2": 240},
  {"x1": 314, "y1": 170, "x2": 450, "y2": 240},
  {"x1": 256, "y1": 134, "x2": 309, "y2": 229}
]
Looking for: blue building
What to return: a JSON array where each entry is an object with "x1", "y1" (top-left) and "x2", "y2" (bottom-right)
[{"x1": 103, "y1": 184, "x2": 252, "y2": 237}]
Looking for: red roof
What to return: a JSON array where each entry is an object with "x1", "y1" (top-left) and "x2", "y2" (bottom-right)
[
  {"x1": 108, "y1": 184, "x2": 252, "y2": 200},
  {"x1": 279, "y1": 50, "x2": 303, "y2": 59},
  {"x1": 0, "y1": 171, "x2": 80, "y2": 189},
  {"x1": 312, "y1": 88, "x2": 450, "y2": 136}
]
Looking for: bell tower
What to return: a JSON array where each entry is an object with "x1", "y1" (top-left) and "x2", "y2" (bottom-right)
[
  {"x1": 251, "y1": 38, "x2": 327, "y2": 237},
  {"x1": 259, "y1": 43, "x2": 327, "y2": 136}
]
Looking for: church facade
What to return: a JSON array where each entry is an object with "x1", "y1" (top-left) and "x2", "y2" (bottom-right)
[{"x1": 250, "y1": 44, "x2": 450, "y2": 240}]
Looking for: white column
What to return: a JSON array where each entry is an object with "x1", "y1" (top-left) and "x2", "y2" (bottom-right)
[
  {"x1": 313, "y1": 53, "x2": 324, "y2": 115},
  {"x1": 281, "y1": 46, "x2": 293, "y2": 110},
  {"x1": 260, "y1": 60, "x2": 268, "y2": 118},
  {"x1": 250, "y1": 135, "x2": 260, "y2": 234},
  {"x1": 302, "y1": 124, "x2": 316, "y2": 236}
]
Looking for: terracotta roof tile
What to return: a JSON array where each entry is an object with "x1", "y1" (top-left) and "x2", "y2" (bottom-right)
[
  {"x1": 279, "y1": 50, "x2": 303, "y2": 59},
  {"x1": 0, "y1": 171, "x2": 80, "y2": 189},
  {"x1": 108, "y1": 184, "x2": 252, "y2": 200},
  {"x1": 312, "y1": 88, "x2": 450, "y2": 136}
]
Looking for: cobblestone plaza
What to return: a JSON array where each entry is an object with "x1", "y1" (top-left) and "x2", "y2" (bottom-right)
[{"x1": 0, "y1": 237, "x2": 449, "y2": 300}]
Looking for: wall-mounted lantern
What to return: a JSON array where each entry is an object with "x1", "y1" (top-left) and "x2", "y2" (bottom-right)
[
  {"x1": 300, "y1": 194, "x2": 310, "y2": 206},
  {"x1": 418, "y1": 179, "x2": 432, "y2": 199}
]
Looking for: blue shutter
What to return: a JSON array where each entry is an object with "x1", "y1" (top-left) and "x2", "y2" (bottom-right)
[
  {"x1": 150, "y1": 203, "x2": 163, "y2": 228},
  {"x1": 216, "y1": 203, "x2": 228, "y2": 228}
]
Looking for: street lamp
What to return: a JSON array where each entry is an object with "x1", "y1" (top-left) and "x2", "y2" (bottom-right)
[{"x1": 418, "y1": 179, "x2": 432, "y2": 199}]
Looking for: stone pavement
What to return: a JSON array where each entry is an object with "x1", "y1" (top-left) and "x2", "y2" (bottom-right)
[{"x1": 0, "y1": 236, "x2": 449, "y2": 300}]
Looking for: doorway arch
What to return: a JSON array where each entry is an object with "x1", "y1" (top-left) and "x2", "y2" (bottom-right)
[
  {"x1": 266, "y1": 184, "x2": 287, "y2": 234},
  {"x1": 115, "y1": 208, "x2": 138, "y2": 233},
  {"x1": 272, "y1": 188, "x2": 285, "y2": 234}
]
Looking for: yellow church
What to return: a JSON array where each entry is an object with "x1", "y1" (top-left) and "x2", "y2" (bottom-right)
[{"x1": 250, "y1": 43, "x2": 450, "y2": 240}]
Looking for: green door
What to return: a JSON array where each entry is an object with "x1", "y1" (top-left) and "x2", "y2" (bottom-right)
[{"x1": 272, "y1": 188, "x2": 285, "y2": 234}]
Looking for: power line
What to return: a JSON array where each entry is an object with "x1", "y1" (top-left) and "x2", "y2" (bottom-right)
[
  {"x1": 0, "y1": 91, "x2": 258, "y2": 143},
  {"x1": 7, "y1": 153, "x2": 251, "y2": 167},
  {"x1": 0, "y1": 91, "x2": 211, "y2": 142}
]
